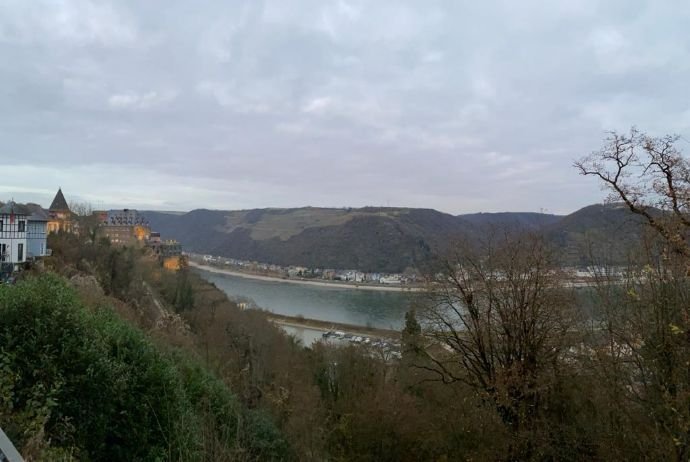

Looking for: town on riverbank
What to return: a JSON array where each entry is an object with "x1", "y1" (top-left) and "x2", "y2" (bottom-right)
[
  {"x1": 189, "y1": 252, "x2": 626, "y2": 292},
  {"x1": 190, "y1": 260, "x2": 423, "y2": 292},
  {"x1": 190, "y1": 252, "x2": 424, "y2": 289}
]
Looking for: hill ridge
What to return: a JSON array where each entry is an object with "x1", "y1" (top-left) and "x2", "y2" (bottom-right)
[{"x1": 143, "y1": 203, "x2": 638, "y2": 272}]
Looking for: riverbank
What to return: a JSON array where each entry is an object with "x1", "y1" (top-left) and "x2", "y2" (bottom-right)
[
  {"x1": 264, "y1": 311, "x2": 401, "y2": 339},
  {"x1": 190, "y1": 262, "x2": 423, "y2": 292}
]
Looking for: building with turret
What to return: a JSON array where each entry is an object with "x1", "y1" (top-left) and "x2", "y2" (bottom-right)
[{"x1": 47, "y1": 188, "x2": 76, "y2": 234}]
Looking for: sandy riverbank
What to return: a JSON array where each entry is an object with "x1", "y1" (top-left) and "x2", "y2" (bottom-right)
[
  {"x1": 265, "y1": 312, "x2": 400, "y2": 339},
  {"x1": 190, "y1": 262, "x2": 423, "y2": 292}
]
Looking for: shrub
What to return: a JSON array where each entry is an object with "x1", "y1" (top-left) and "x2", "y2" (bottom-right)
[{"x1": 0, "y1": 274, "x2": 290, "y2": 461}]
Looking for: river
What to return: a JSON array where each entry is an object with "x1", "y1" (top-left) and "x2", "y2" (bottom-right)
[{"x1": 193, "y1": 267, "x2": 414, "y2": 330}]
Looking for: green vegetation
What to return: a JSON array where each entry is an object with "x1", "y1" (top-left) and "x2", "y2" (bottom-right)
[{"x1": 0, "y1": 274, "x2": 289, "y2": 461}]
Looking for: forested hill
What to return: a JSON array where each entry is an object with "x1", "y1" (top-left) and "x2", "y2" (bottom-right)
[
  {"x1": 144, "y1": 207, "x2": 469, "y2": 272},
  {"x1": 143, "y1": 204, "x2": 646, "y2": 271}
]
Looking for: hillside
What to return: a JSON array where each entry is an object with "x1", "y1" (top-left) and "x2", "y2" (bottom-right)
[
  {"x1": 143, "y1": 204, "x2": 648, "y2": 271},
  {"x1": 145, "y1": 207, "x2": 470, "y2": 272},
  {"x1": 459, "y1": 211, "x2": 563, "y2": 229},
  {"x1": 1, "y1": 240, "x2": 292, "y2": 460},
  {"x1": 545, "y1": 203, "x2": 651, "y2": 265}
]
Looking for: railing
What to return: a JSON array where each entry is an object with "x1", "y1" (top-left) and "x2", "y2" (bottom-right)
[{"x1": 0, "y1": 427, "x2": 23, "y2": 462}]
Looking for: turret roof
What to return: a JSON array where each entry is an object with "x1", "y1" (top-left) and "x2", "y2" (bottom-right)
[{"x1": 49, "y1": 188, "x2": 70, "y2": 212}]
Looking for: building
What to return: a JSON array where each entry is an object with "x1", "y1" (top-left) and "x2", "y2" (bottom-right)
[
  {"x1": 24, "y1": 203, "x2": 49, "y2": 259},
  {"x1": 379, "y1": 275, "x2": 401, "y2": 284},
  {"x1": 147, "y1": 236, "x2": 183, "y2": 270},
  {"x1": 47, "y1": 188, "x2": 76, "y2": 234},
  {"x1": 159, "y1": 240, "x2": 182, "y2": 258},
  {"x1": 0, "y1": 201, "x2": 29, "y2": 271},
  {"x1": 98, "y1": 209, "x2": 151, "y2": 244}
]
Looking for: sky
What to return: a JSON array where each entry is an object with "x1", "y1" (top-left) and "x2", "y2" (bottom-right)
[{"x1": 1, "y1": 0, "x2": 689, "y2": 215}]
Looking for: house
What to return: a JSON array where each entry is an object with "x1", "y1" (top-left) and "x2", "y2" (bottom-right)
[
  {"x1": 0, "y1": 201, "x2": 29, "y2": 271},
  {"x1": 379, "y1": 275, "x2": 401, "y2": 284},
  {"x1": 47, "y1": 188, "x2": 76, "y2": 234},
  {"x1": 24, "y1": 203, "x2": 49, "y2": 259},
  {"x1": 287, "y1": 266, "x2": 308, "y2": 277}
]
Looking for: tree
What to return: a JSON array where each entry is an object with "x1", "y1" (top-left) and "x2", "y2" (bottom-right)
[
  {"x1": 575, "y1": 127, "x2": 690, "y2": 257},
  {"x1": 415, "y1": 231, "x2": 577, "y2": 458},
  {"x1": 576, "y1": 128, "x2": 690, "y2": 460},
  {"x1": 68, "y1": 201, "x2": 93, "y2": 217},
  {"x1": 401, "y1": 309, "x2": 422, "y2": 356},
  {"x1": 173, "y1": 269, "x2": 195, "y2": 312}
]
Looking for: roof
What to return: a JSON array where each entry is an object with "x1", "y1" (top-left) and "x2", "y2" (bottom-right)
[
  {"x1": 49, "y1": 188, "x2": 70, "y2": 212},
  {"x1": 24, "y1": 203, "x2": 50, "y2": 222},
  {"x1": 0, "y1": 201, "x2": 31, "y2": 216},
  {"x1": 105, "y1": 209, "x2": 149, "y2": 226}
]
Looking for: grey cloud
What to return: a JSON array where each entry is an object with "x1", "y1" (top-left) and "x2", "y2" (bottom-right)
[{"x1": 1, "y1": 0, "x2": 689, "y2": 214}]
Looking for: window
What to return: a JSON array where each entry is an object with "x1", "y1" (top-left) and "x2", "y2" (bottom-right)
[
  {"x1": 0, "y1": 219, "x2": 3, "y2": 232},
  {"x1": 0, "y1": 243, "x2": 5, "y2": 261},
  {"x1": 17, "y1": 243, "x2": 23, "y2": 261},
  {"x1": 18, "y1": 220, "x2": 25, "y2": 232}
]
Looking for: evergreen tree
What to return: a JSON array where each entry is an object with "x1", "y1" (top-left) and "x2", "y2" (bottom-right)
[{"x1": 401, "y1": 309, "x2": 422, "y2": 356}]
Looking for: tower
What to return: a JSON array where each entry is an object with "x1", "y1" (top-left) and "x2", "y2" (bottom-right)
[{"x1": 47, "y1": 188, "x2": 75, "y2": 234}]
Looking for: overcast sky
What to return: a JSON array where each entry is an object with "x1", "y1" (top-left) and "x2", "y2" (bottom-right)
[{"x1": 1, "y1": 0, "x2": 689, "y2": 214}]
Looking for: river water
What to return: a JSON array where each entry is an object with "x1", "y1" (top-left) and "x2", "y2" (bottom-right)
[{"x1": 194, "y1": 268, "x2": 414, "y2": 330}]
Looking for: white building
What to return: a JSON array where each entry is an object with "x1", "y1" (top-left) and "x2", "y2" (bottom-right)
[
  {"x1": 0, "y1": 202, "x2": 29, "y2": 271},
  {"x1": 379, "y1": 275, "x2": 402, "y2": 284}
]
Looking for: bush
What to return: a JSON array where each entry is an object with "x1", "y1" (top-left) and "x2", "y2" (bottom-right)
[{"x1": 0, "y1": 274, "x2": 290, "y2": 461}]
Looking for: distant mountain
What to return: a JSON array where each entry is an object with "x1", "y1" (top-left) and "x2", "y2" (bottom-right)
[{"x1": 143, "y1": 204, "x2": 650, "y2": 272}]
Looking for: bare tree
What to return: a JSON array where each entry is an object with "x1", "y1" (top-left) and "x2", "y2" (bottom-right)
[
  {"x1": 576, "y1": 128, "x2": 690, "y2": 460},
  {"x1": 416, "y1": 231, "x2": 576, "y2": 443},
  {"x1": 575, "y1": 127, "x2": 690, "y2": 256},
  {"x1": 69, "y1": 200, "x2": 94, "y2": 217}
]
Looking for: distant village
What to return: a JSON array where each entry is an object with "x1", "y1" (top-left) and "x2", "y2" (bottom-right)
[
  {"x1": 0, "y1": 188, "x2": 183, "y2": 281},
  {"x1": 193, "y1": 253, "x2": 418, "y2": 286},
  {"x1": 192, "y1": 252, "x2": 620, "y2": 288}
]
